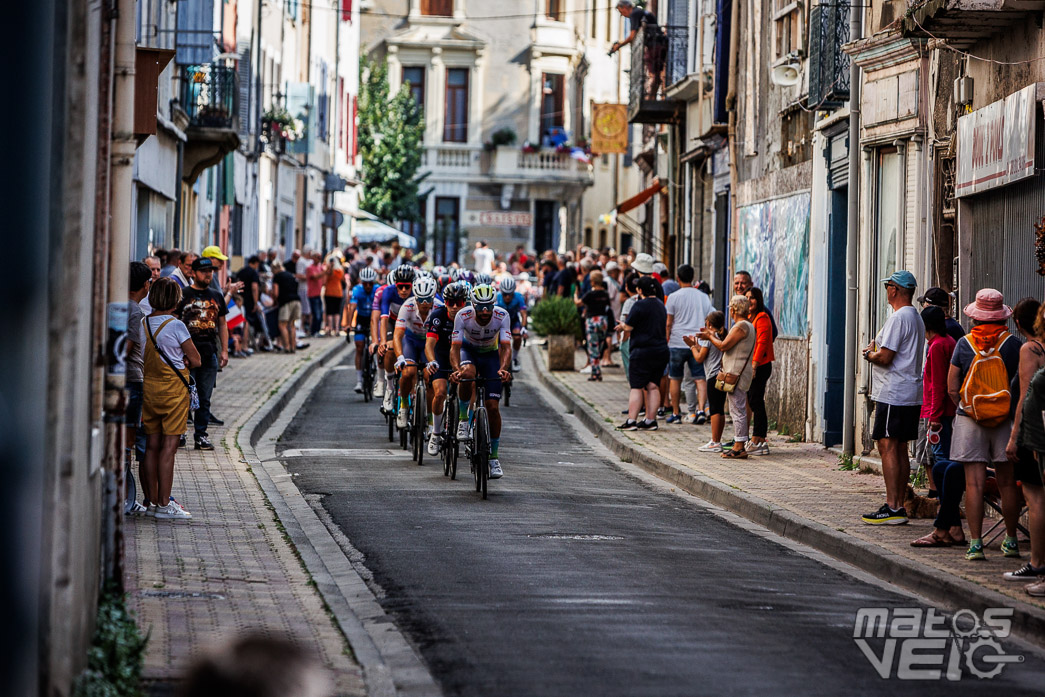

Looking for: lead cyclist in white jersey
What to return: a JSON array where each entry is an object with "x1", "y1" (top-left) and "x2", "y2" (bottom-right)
[{"x1": 450, "y1": 284, "x2": 512, "y2": 478}]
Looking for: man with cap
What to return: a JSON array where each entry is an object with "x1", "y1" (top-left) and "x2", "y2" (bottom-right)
[
  {"x1": 861, "y1": 270, "x2": 925, "y2": 525},
  {"x1": 918, "y1": 287, "x2": 965, "y2": 342},
  {"x1": 656, "y1": 263, "x2": 679, "y2": 295}
]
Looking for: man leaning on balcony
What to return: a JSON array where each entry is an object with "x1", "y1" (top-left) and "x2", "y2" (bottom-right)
[
  {"x1": 609, "y1": 1, "x2": 664, "y2": 97},
  {"x1": 608, "y1": 1, "x2": 656, "y2": 56}
]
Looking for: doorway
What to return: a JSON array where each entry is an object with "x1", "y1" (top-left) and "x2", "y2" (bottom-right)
[
  {"x1": 534, "y1": 200, "x2": 556, "y2": 253},
  {"x1": 823, "y1": 187, "x2": 847, "y2": 446}
]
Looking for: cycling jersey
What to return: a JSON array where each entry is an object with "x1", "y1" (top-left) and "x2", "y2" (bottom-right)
[
  {"x1": 424, "y1": 306, "x2": 455, "y2": 379},
  {"x1": 496, "y1": 292, "x2": 526, "y2": 329},
  {"x1": 350, "y1": 283, "x2": 378, "y2": 316},
  {"x1": 380, "y1": 285, "x2": 412, "y2": 320},
  {"x1": 452, "y1": 306, "x2": 511, "y2": 352},
  {"x1": 395, "y1": 297, "x2": 440, "y2": 339}
]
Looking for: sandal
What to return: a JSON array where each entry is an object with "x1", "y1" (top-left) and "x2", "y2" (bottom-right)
[
  {"x1": 911, "y1": 532, "x2": 951, "y2": 548},
  {"x1": 721, "y1": 448, "x2": 748, "y2": 460}
]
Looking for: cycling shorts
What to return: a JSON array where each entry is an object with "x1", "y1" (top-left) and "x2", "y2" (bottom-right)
[
  {"x1": 401, "y1": 333, "x2": 427, "y2": 367},
  {"x1": 429, "y1": 350, "x2": 452, "y2": 382},
  {"x1": 354, "y1": 316, "x2": 371, "y2": 341},
  {"x1": 460, "y1": 344, "x2": 502, "y2": 400}
]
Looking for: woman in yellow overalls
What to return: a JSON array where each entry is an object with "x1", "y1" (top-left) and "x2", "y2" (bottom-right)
[{"x1": 141, "y1": 278, "x2": 201, "y2": 519}]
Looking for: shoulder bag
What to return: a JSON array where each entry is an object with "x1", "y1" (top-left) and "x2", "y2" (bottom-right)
[
  {"x1": 715, "y1": 324, "x2": 756, "y2": 394},
  {"x1": 146, "y1": 317, "x2": 200, "y2": 411}
]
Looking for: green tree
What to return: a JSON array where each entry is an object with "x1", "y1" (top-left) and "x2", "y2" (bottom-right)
[{"x1": 358, "y1": 56, "x2": 426, "y2": 236}]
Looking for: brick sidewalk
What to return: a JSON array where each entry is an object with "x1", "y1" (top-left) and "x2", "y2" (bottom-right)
[
  {"x1": 540, "y1": 348, "x2": 1044, "y2": 612},
  {"x1": 124, "y1": 339, "x2": 366, "y2": 696}
]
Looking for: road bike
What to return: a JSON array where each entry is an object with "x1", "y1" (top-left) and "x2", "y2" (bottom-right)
[
  {"x1": 457, "y1": 376, "x2": 495, "y2": 500},
  {"x1": 411, "y1": 374, "x2": 427, "y2": 466},
  {"x1": 384, "y1": 369, "x2": 399, "y2": 443},
  {"x1": 442, "y1": 382, "x2": 460, "y2": 480},
  {"x1": 360, "y1": 339, "x2": 376, "y2": 403}
]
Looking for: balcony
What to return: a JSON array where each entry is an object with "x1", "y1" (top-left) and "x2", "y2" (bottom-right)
[
  {"x1": 808, "y1": 2, "x2": 851, "y2": 108},
  {"x1": 902, "y1": 0, "x2": 1045, "y2": 48},
  {"x1": 490, "y1": 146, "x2": 591, "y2": 184},
  {"x1": 178, "y1": 63, "x2": 241, "y2": 183},
  {"x1": 423, "y1": 144, "x2": 481, "y2": 174},
  {"x1": 628, "y1": 25, "x2": 685, "y2": 124}
]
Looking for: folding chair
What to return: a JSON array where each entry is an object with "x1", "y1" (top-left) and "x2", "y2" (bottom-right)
[{"x1": 982, "y1": 471, "x2": 1030, "y2": 546}]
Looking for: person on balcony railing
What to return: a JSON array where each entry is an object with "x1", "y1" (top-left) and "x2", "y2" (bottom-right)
[{"x1": 609, "y1": 1, "x2": 666, "y2": 99}]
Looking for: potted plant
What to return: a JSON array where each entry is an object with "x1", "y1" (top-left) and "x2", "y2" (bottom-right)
[
  {"x1": 530, "y1": 295, "x2": 582, "y2": 371},
  {"x1": 490, "y1": 126, "x2": 517, "y2": 147},
  {"x1": 521, "y1": 140, "x2": 538, "y2": 154}
]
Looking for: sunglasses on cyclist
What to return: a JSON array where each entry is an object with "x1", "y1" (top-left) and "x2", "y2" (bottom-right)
[
  {"x1": 445, "y1": 299, "x2": 467, "y2": 308},
  {"x1": 395, "y1": 283, "x2": 412, "y2": 290},
  {"x1": 475, "y1": 303, "x2": 495, "y2": 312},
  {"x1": 417, "y1": 296, "x2": 435, "y2": 304}
]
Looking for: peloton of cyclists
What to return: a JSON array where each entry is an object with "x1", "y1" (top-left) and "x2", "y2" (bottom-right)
[
  {"x1": 344, "y1": 266, "x2": 378, "y2": 393},
  {"x1": 393, "y1": 275, "x2": 440, "y2": 429},
  {"x1": 423, "y1": 281, "x2": 469, "y2": 456}
]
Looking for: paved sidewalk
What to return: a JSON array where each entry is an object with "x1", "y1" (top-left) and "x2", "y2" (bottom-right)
[
  {"x1": 532, "y1": 348, "x2": 1045, "y2": 619},
  {"x1": 124, "y1": 339, "x2": 366, "y2": 696}
]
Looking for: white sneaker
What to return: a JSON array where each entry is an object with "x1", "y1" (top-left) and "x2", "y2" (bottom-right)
[
  {"x1": 125, "y1": 500, "x2": 147, "y2": 516},
  {"x1": 512, "y1": 359, "x2": 522, "y2": 372},
  {"x1": 489, "y1": 459, "x2": 504, "y2": 479},
  {"x1": 354, "y1": 380, "x2": 363, "y2": 394},
  {"x1": 374, "y1": 379, "x2": 385, "y2": 397},
  {"x1": 752, "y1": 442, "x2": 770, "y2": 456},
  {"x1": 396, "y1": 406, "x2": 409, "y2": 429},
  {"x1": 457, "y1": 421, "x2": 470, "y2": 439},
  {"x1": 698, "y1": 441, "x2": 722, "y2": 453},
  {"x1": 154, "y1": 501, "x2": 192, "y2": 519},
  {"x1": 427, "y1": 432, "x2": 442, "y2": 456},
  {"x1": 382, "y1": 391, "x2": 394, "y2": 412},
  {"x1": 579, "y1": 365, "x2": 593, "y2": 374},
  {"x1": 683, "y1": 413, "x2": 697, "y2": 424}
]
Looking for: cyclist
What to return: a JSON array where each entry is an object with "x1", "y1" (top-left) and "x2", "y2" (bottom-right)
[
  {"x1": 394, "y1": 275, "x2": 439, "y2": 429},
  {"x1": 424, "y1": 281, "x2": 469, "y2": 456},
  {"x1": 474, "y1": 272, "x2": 494, "y2": 287},
  {"x1": 496, "y1": 275, "x2": 527, "y2": 372},
  {"x1": 369, "y1": 274, "x2": 389, "y2": 399},
  {"x1": 450, "y1": 283, "x2": 512, "y2": 478},
  {"x1": 378, "y1": 266, "x2": 415, "y2": 413},
  {"x1": 344, "y1": 266, "x2": 378, "y2": 393}
]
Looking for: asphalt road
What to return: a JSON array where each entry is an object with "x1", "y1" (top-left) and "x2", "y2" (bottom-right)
[{"x1": 279, "y1": 353, "x2": 1045, "y2": 696}]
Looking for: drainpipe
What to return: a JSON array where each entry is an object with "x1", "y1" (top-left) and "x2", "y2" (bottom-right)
[
  {"x1": 841, "y1": 0, "x2": 863, "y2": 456},
  {"x1": 725, "y1": 0, "x2": 740, "y2": 263}
]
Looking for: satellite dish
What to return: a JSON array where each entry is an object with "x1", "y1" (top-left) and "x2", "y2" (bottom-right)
[{"x1": 771, "y1": 62, "x2": 801, "y2": 87}]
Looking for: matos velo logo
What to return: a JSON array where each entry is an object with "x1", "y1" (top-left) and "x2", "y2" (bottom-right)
[{"x1": 853, "y1": 607, "x2": 1024, "y2": 680}]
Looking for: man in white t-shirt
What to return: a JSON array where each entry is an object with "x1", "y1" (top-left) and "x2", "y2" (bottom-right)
[
  {"x1": 861, "y1": 270, "x2": 925, "y2": 526},
  {"x1": 473, "y1": 240, "x2": 495, "y2": 275},
  {"x1": 665, "y1": 264, "x2": 714, "y2": 424}
]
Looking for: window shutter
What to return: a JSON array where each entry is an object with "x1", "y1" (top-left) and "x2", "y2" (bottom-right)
[
  {"x1": 238, "y1": 40, "x2": 252, "y2": 140},
  {"x1": 175, "y1": 0, "x2": 215, "y2": 65}
]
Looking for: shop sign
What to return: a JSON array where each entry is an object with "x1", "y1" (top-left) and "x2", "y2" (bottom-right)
[{"x1": 956, "y1": 83, "x2": 1041, "y2": 197}]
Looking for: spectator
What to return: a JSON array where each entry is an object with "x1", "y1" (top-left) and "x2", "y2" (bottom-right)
[
  {"x1": 554, "y1": 256, "x2": 578, "y2": 298},
  {"x1": 666, "y1": 264, "x2": 713, "y2": 425},
  {"x1": 142, "y1": 278, "x2": 201, "y2": 519},
  {"x1": 617, "y1": 276, "x2": 669, "y2": 431},
  {"x1": 684, "y1": 310, "x2": 728, "y2": 452},
  {"x1": 160, "y1": 250, "x2": 181, "y2": 278},
  {"x1": 1004, "y1": 298, "x2": 1045, "y2": 584},
  {"x1": 910, "y1": 306, "x2": 962, "y2": 547},
  {"x1": 1013, "y1": 303, "x2": 1045, "y2": 596},
  {"x1": 733, "y1": 270, "x2": 753, "y2": 297},
  {"x1": 178, "y1": 257, "x2": 229, "y2": 451},
  {"x1": 173, "y1": 252, "x2": 196, "y2": 289},
  {"x1": 237, "y1": 255, "x2": 270, "y2": 352},
  {"x1": 657, "y1": 263, "x2": 679, "y2": 295},
  {"x1": 272, "y1": 261, "x2": 302, "y2": 353},
  {"x1": 473, "y1": 240, "x2": 495, "y2": 275},
  {"x1": 745, "y1": 287, "x2": 776, "y2": 455},
  {"x1": 700, "y1": 296, "x2": 756, "y2": 459},
  {"x1": 139, "y1": 255, "x2": 162, "y2": 313},
  {"x1": 125, "y1": 262, "x2": 152, "y2": 513},
  {"x1": 630, "y1": 253, "x2": 664, "y2": 301},
  {"x1": 306, "y1": 251, "x2": 326, "y2": 336},
  {"x1": 617, "y1": 274, "x2": 640, "y2": 378},
  {"x1": 324, "y1": 254, "x2": 346, "y2": 336},
  {"x1": 918, "y1": 287, "x2": 965, "y2": 342},
  {"x1": 200, "y1": 246, "x2": 228, "y2": 293},
  {"x1": 577, "y1": 271, "x2": 614, "y2": 381},
  {"x1": 861, "y1": 271, "x2": 924, "y2": 525}
]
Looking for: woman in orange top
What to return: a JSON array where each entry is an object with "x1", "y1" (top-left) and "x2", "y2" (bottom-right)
[
  {"x1": 746, "y1": 287, "x2": 775, "y2": 455},
  {"x1": 323, "y1": 255, "x2": 346, "y2": 336}
]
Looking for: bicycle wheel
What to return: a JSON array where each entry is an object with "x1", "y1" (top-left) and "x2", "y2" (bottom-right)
[
  {"x1": 443, "y1": 393, "x2": 457, "y2": 477},
  {"x1": 503, "y1": 379, "x2": 511, "y2": 408},
  {"x1": 473, "y1": 408, "x2": 490, "y2": 499},
  {"x1": 414, "y1": 381, "x2": 427, "y2": 465},
  {"x1": 362, "y1": 352, "x2": 374, "y2": 403},
  {"x1": 387, "y1": 409, "x2": 394, "y2": 442}
]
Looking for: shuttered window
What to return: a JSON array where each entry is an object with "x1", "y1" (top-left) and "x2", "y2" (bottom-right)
[{"x1": 443, "y1": 68, "x2": 469, "y2": 143}]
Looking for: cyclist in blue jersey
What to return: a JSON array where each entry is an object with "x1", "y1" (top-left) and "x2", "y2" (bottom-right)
[
  {"x1": 344, "y1": 266, "x2": 378, "y2": 393},
  {"x1": 378, "y1": 266, "x2": 415, "y2": 412},
  {"x1": 393, "y1": 275, "x2": 439, "y2": 429},
  {"x1": 424, "y1": 281, "x2": 469, "y2": 455},
  {"x1": 496, "y1": 275, "x2": 528, "y2": 372}
]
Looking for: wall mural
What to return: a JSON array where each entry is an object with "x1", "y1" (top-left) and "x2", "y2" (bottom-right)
[{"x1": 735, "y1": 192, "x2": 810, "y2": 337}]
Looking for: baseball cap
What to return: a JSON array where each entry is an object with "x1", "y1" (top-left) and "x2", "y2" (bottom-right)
[
  {"x1": 201, "y1": 245, "x2": 228, "y2": 261},
  {"x1": 192, "y1": 257, "x2": 216, "y2": 272},
  {"x1": 632, "y1": 253, "x2": 654, "y2": 274},
  {"x1": 652, "y1": 262, "x2": 668, "y2": 276},
  {"x1": 880, "y1": 270, "x2": 917, "y2": 289},
  {"x1": 917, "y1": 287, "x2": 952, "y2": 307}
]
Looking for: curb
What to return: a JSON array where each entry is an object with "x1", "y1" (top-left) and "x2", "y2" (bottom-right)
[
  {"x1": 237, "y1": 341, "x2": 442, "y2": 697},
  {"x1": 525, "y1": 347, "x2": 1045, "y2": 649}
]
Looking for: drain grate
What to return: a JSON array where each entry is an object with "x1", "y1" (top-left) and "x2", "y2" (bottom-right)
[
  {"x1": 138, "y1": 590, "x2": 227, "y2": 600},
  {"x1": 527, "y1": 533, "x2": 625, "y2": 541}
]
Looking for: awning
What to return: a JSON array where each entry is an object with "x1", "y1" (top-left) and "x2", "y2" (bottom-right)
[
  {"x1": 615, "y1": 178, "x2": 664, "y2": 215},
  {"x1": 349, "y1": 211, "x2": 418, "y2": 248}
]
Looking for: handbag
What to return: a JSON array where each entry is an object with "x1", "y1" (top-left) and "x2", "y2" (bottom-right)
[
  {"x1": 146, "y1": 317, "x2": 200, "y2": 411},
  {"x1": 715, "y1": 325, "x2": 756, "y2": 394}
]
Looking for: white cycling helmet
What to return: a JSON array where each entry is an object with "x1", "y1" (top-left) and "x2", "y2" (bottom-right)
[
  {"x1": 499, "y1": 276, "x2": 516, "y2": 294},
  {"x1": 471, "y1": 283, "x2": 497, "y2": 307},
  {"x1": 412, "y1": 275, "x2": 438, "y2": 302},
  {"x1": 359, "y1": 267, "x2": 377, "y2": 283},
  {"x1": 475, "y1": 273, "x2": 494, "y2": 286}
]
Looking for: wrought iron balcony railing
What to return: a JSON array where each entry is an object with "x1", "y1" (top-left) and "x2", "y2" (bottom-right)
[
  {"x1": 628, "y1": 24, "x2": 684, "y2": 124},
  {"x1": 808, "y1": 2, "x2": 851, "y2": 109},
  {"x1": 180, "y1": 63, "x2": 238, "y2": 129}
]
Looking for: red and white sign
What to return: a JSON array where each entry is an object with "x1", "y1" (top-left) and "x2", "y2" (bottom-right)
[
  {"x1": 478, "y1": 211, "x2": 532, "y2": 227},
  {"x1": 956, "y1": 83, "x2": 1042, "y2": 197}
]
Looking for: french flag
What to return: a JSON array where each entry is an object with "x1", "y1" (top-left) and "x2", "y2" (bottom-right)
[{"x1": 226, "y1": 299, "x2": 245, "y2": 330}]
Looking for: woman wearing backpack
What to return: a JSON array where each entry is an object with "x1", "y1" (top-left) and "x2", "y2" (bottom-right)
[{"x1": 947, "y1": 289, "x2": 1022, "y2": 561}]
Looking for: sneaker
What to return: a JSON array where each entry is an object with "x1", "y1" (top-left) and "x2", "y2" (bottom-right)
[
  {"x1": 427, "y1": 432, "x2": 441, "y2": 456},
  {"x1": 666, "y1": 414, "x2": 681, "y2": 424},
  {"x1": 396, "y1": 406, "x2": 409, "y2": 429},
  {"x1": 354, "y1": 381, "x2": 364, "y2": 394},
  {"x1": 382, "y1": 391, "x2": 394, "y2": 413},
  {"x1": 617, "y1": 419, "x2": 639, "y2": 431},
  {"x1": 457, "y1": 421, "x2": 471, "y2": 439},
  {"x1": 178, "y1": 434, "x2": 187, "y2": 448},
  {"x1": 696, "y1": 413, "x2": 707, "y2": 425},
  {"x1": 512, "y1": 359, "x2": 522, "y2": 372},
  {"x1": 154, "y1": 502, "x2": 192, "y2": 520},
  {"x1": 145, "y1": 504, "x2": 158, "y2": 517},
  {"x1": 751, "y1": 442, "x2": 770, "y2": 456},
  {"x1": 1001, "y1": 536, "x2": 1022, "y2": 558},
  {"x1": 1003, "y1": 563, "x2": 1045, "y2": 581},
  {"x1": 965, "y1": 540, "x2": 986, "y2": 561},
  {"x1": 683, "y1": 413, "x2": 697, "y2": 424},
  {"x1": 721, "y1": 440, "x2": 735, "y2": 449},
  {"x1": 698, "y1": 441, "x2": 722, "y2": 453},
  {"x1": 167, "y1": 496, "x2": 190, "y2": 515},
  {"x1": 489, "y1": 459, "x2": 504, "y2": 479},
  {"x1": 194, "y1": 436, "x2": 214, "y2": 451},
  {"x1": 1027, "y1": 578, "x2": 1045, "y2": 597},
  {"x1": 637, "y1": 419, "x2": 658, "y2": 431},
  {"x1": 861, "y1": 504, "x2": 909, "y2": 525},
  {"x1": 579, "y1": 365, "x2": 593, "y2": 374},
  {"x1": 125, "y1": 500, "x2": 147, "y2": 516},
  {"x1": 374, "y1": 380, "x2": 385, "y2": 397},
  {"x1": 208, "y1": 415, "x2": 224, "y2": 426},
  {"x1": 656, "y1": 407, "x2": 666, "y2": 418}
]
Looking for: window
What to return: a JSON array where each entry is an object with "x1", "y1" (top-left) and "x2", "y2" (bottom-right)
[
  {"x1": 591, "y1": 0, "x2": 598, "y2": 38},
  {"x1": 772, "y1": 0, "x2": 804, "y2": 61},
  {"x1": 874, "y1": 148, "x2": 901, "y2": 330},
  {"x1": 434, "y1": 197, "x2": 459, "y2": 265},
  {"x1": 403, "y1": 197, "x2": 427, "y2": 248},
  {"x1": 421, "y1": 0, "x2": 453, "y2": 16},
  {"x1": 546, "y1": 0, "x2": 564, "y2": 21},
  {"x1": 443, "y1": 68, "x2": 469, "y2": 142},
  {"x1": 402, "y1": 66, "x2": 426, "y2": 113},
  {"x1": 540, "y1": 73, "x2": 565, "y2": 140}
]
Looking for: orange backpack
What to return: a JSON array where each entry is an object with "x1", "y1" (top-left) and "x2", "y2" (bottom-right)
[{"x1": 959, "y1": 332, "x2": 1012, "y2": 427}]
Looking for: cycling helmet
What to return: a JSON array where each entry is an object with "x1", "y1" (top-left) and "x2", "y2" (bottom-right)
[
  {"x1": 471, "y1": 283, "x2": 497, "y2": 307},
  {"x1": 391, "y1": 266, "x2": 416, "y2": 285},
  {"x1": 432, "y1": 265, "x2": 447, "y2": 277},
  {"x1": 499, "y1": 276, "x2": 516, "y2": 294},
  {"x1": 475, "y1": 273, "x2": 494, "y2": 286},
  {"x1": 438, "y1": 273, "x2": 453, "y2": 290},
  {"x1": 459, "y1": 270, "x2": 475, "y2": 284},
  {"x1": 442, "y1": 281, "x2": 469, "y2": 305},
  {"x1": 412, "y1": 275, "x2": 438, "y2": 302},
  {"x1": 359, "y1": 267, "x2": 377, "y2": 283},
  {"x1": 448, "y1": 267, "x2": 462, "y2": 282}
]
